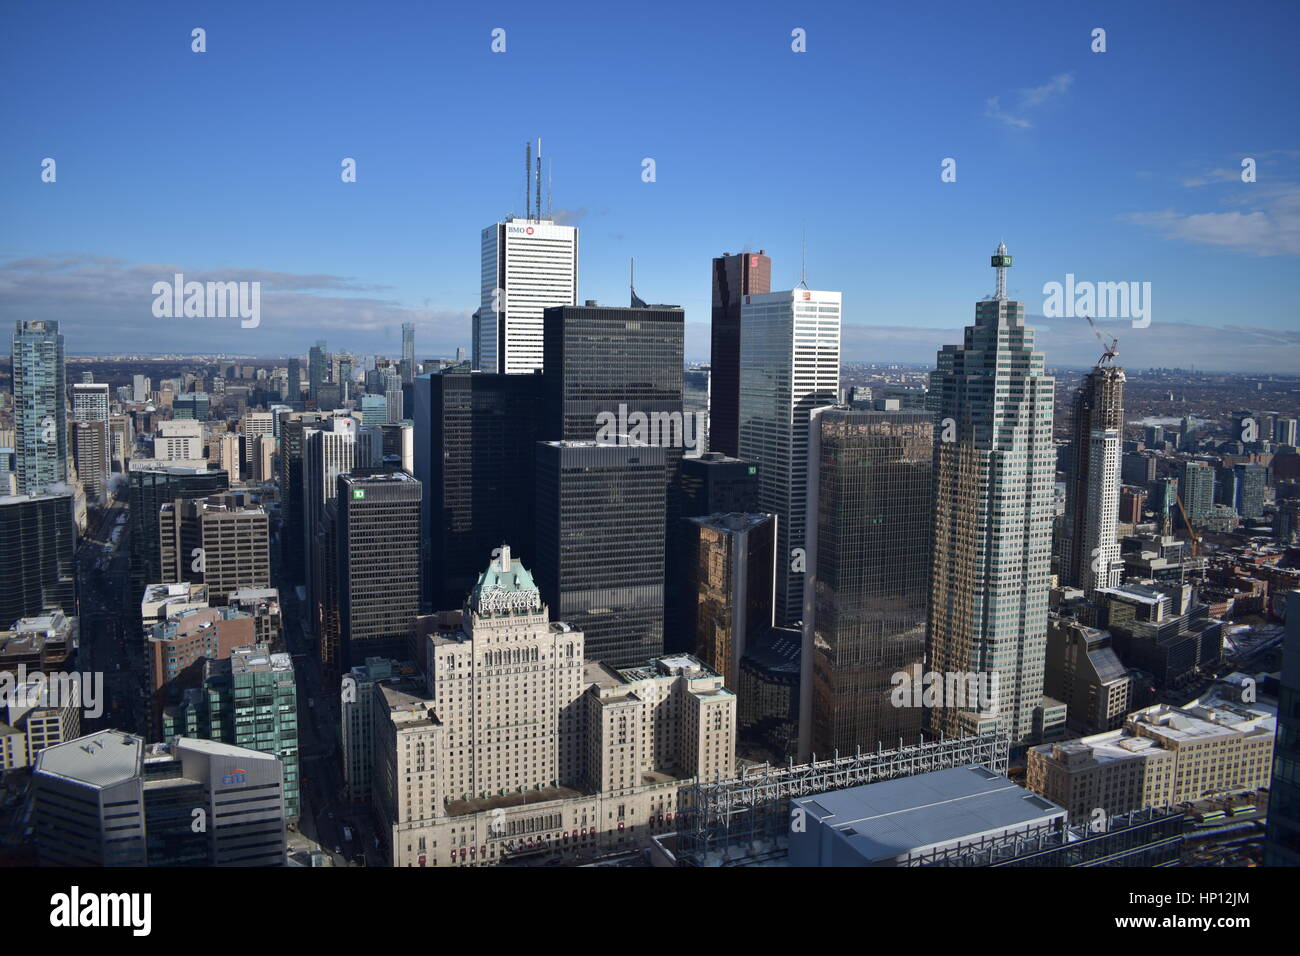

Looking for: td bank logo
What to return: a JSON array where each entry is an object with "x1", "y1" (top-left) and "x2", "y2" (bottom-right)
[{"x1": 352, "y1": 489, "x2": 366, "y2": 500}]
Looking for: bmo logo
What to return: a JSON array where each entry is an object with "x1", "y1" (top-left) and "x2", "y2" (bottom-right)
[{"x1": 508, "y1": 225, "x2": 536, "y2": 235}]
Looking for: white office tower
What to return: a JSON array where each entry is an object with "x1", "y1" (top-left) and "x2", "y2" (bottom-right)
[
  {"x1": 738, "y1": 288, "x2": 841, "y2": 627},
  {"x1": 302, "y1": 416, "x2": 357, "y2": 568},
  {"x1": 927, "y1": 245, "x2": 1058, "y2": 747},
  {"x1": 473, "y1": 141, "x2": 578, "y2": 374}
]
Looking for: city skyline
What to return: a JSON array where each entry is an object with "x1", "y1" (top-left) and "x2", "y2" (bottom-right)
[
  {"x1": 2, "y1": 0, "x2": 1297, "y2": 890},
  {"x1": 2, "y1": 2, "x2": 1297, "y2": 372}
]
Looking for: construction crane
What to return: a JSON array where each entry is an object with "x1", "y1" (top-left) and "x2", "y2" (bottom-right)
[
  {"x1": 1080, "y1": 313, "x2": 1119, "y2": 365},
  {"x1": 1174, "y1": 489, "x2": 1202, "y2": 557}
]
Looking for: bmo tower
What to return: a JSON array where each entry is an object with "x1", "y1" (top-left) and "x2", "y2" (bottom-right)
[{"x1": 474, "y1": 218, "x2": 579, "y2": 374}]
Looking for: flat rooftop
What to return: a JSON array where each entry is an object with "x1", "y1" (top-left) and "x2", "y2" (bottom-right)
[
  {"x1": 792, "y1": 765, "x2": 1065, "y2": 864},
  {"x1": 36, "y1": 730, "x2": 142, "y2": 788}
]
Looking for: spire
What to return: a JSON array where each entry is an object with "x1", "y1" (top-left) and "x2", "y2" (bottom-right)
[
  {"x1": 630, "y1": 258, "x2": 647, "y2": 308},
  {"x1": 991, "y1": 242, "x2": 1012, "y2": 301}
]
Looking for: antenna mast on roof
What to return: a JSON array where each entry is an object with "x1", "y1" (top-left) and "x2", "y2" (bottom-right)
[
  {"x1": 535, "y1": 138, "x2": 543, "y2": 222},
  {"x1": 524, "y1": 141, "x2": 532, "y2": 220},
  {"x1": 797, "y1": 224, "x2": 809, "y2": 289}
]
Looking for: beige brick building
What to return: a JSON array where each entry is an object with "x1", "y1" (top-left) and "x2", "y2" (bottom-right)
[
  {"x1": 371, "y1": 546, "x2": 736, "y2": 867},
  {"x1": 1027, "y1": 691, "x2": 1275, "y2": 821}
]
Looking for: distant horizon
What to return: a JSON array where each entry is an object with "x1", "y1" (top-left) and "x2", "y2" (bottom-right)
[{"x1": 4, "y1": 3, "x2": 1297, "y2": 377}]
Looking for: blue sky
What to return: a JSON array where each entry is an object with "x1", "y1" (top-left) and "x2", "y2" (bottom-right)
[{"x1": 2, "y1": 0, "x2": 1297, "y2": 370}]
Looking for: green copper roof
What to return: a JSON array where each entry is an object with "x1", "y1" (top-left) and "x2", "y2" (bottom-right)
[{"x1": 467, "y1": 545, "x2": 542, "y2": 616}]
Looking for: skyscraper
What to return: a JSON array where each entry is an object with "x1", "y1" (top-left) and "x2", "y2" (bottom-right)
[
  {"x1": 0, "y1": 491, "x2": 77, "y2": 624},
  {"x1": 1180, "y1": 461, "x2": 1215, "y2": 523},
  {"x1": 683, "y1": 512, "x2": 775, "y2": 687},
  {"x1": 337, "y1": 471, "x2": 422, "y2": 666},
  {"x1": 303, "y1": 417, "x2": 357, "y2": 628},
  {"x1": 802, "y1": 404, "x2": 933, "y2": 759},
  {"x1": 277, "y1": 411, "x2": 329, "y2": 586},
  {"x1": 11, "y1": 320, "x2": 67, "y2": 496},
  {"x1": 710, "y1": 251, "x2": 771, "y2": 458},
  {"x1": 286, "y1": 356, "x2": 302, "y2": 410},
  {"x1": 70, "y1": 383, "x2": 111, "y2": 502},
  {"x1": 308, "y1": 340, "x2": 329, "y2": 406},
  {"x1": 475, "y1": 217, "x2": 578, "y2": 374},
  {"x1": 401, "y1": 322, "x2": 416, "y2": 384},
  {"x1": 542, "y1": 302, "x2": 686, "y2": 448},
  {"x1": 158, "y1": 493, "x2": 272, "y2": 599},
  {"x1": 534, "y1": 441, "x2": 666, "y2": 667},
  {"x1": 129, "y1": 466, "x2": 230, "y2": 596},
  {"x1": 926, "y1": 245, "x2": 1057, "y2": 747},
  {"x1": 413, "y1": 365, "x2": 543, "y2": 611},
  {"x1": 738, "y1": 288, "x2": 841, "y2": 627},
  {"x1": 1061, "y1": 365, "x2": 1126, "y2": 594},
  {"x1": 1234, "y1": 462, "x2": 1268, "y2": 520}
]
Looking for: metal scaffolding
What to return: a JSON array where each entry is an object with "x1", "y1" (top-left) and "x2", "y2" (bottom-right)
[
  {"x1": 906, "y1": 806, "x2": 1185, "y2": 867},
  {"x1": 677, "y1": 732, "x2": 1009, "y2": 865}
]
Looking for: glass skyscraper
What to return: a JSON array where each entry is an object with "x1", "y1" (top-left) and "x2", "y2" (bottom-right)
[
  {"x1": 11, "y1": 320, "x2": 67, "y2": 496},
  {"x1": 926, "y1": 245, "x2": 1056, "y2": 747},
  {"x1": 709, "y1": 251, "x2": 771, "y2": 458},
  {"x1": 534, "y1": 441, "x2": 666, "y2": 667},
  {"x1": 802, "y1": 405, "x2": 932, "y2": 759},
  {"x1": 738, "y1": 288, "x2": 841, "y2": 627}
]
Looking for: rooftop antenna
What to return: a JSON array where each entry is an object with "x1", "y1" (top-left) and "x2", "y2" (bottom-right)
[
  {"x1": 797, "y1": 225, "x2": 809, "y2": 289},
  {"x1": 991, "y1": 241, "x2": 1011, "y2": 300},
  {"x1": 535, "y1": 137, "x2": 543, "y2": 222},
  {"x1": 524, "y1": 141, "x2": 532, "y2": 220}
]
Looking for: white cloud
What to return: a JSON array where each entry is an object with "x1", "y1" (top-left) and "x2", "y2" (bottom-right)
[{"x1": 985, "y1": 73, "x2": 1074, "y2": 130}]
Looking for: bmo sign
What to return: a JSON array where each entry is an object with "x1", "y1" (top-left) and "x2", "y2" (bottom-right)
[{"x1": 507, "y1": 225, "x2": 536, "y2": 236}]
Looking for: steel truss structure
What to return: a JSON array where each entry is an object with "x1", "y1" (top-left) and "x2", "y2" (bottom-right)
[
  {"x1": 677, "y1": 733, "x2": 1009, "y2": 865},
  {"x1": 907, "y1": 806, "x2": 1185, "y2": 867}
]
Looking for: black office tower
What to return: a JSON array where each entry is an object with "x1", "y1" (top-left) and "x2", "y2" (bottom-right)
[
  {"x1": 337, "y1": 471, "x2": 422, "y2": 667},
  {"x1": 542, "y1": 301, "x2": 687, "y2": 452},
  {"x1": 709, "y1": 251, "x2": 771, "y2": 458},
  {"x1": 128, "y1": 467, "x2": 229, "y2": 596},
  {"x1": 534, "y1": 441, "x2": 666, "y2": 667},
  {"x1": 277, "y1": 412, "x2": 328, "y2": 587},
  {"x1": 806, "y1": 405, "x2": 933, "y2": 757},
  {"x1": 0, "y1": 492, "x2": 77, "y2": 624},
  {"x1": 413, "y1": 364, "x2": 543, "y2": 611},
  {"x1": 677, "y1": 452, "x2": 761, "y2": 516}
]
